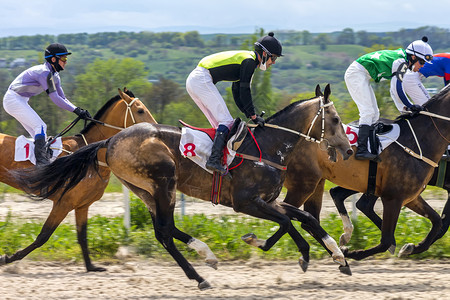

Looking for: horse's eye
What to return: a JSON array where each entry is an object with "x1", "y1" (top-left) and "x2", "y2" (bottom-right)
[{"x1": 137, "y1": 108, "x2": 144, "y2": 114}]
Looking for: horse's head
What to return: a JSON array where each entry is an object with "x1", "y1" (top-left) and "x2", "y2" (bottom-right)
[
  {"x1": 117, "y1": 87, "x2": 157, "y2": 125},
  {"x1": 314, "y1": 84, "x2": 353, "y2": 161}
]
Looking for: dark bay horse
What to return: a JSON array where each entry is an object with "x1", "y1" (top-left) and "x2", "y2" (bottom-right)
[
  {"x1": 274, "y1": 85, "x2": 450, "y2": 261},
  {"x1": 328, "y1": 155, "x2": 450, "y2": 255},
  {"x1": 0, "y1": 89, "x2": 157, "y2": 271},
  {"x1": 11, "y1": 86, "x2": 353, "y2": 289}
]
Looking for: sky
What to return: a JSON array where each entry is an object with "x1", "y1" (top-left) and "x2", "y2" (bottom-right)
[{"x1": 2, "y1": 0, "x2": 450, "y2": 37}]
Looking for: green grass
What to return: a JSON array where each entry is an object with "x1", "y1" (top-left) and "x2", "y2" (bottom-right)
[{"x1": 0, "y1": 195, "x2": 448, "y2": 263}]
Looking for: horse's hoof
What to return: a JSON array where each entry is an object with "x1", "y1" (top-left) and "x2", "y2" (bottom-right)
[
  {"x1": 339, "y1": 262, "x2": 352, "y2": 276},
  {"x1": 206, "y1": 259, "x2": 218, "y2": 270},
  {"x1": 398, "y1": 243, "x2": 415, "y2": 257},
  {"x1": 241, "y1": 233, "x2": 256, "y2": 244},
  {"x1": 198, "y1": 280, "x2": 212, "y2": 290},
  {"x1": 0, "y1": 255, "x2": 6, "y2": 266},
  {"x1": 332, "y1": 255, "x2": 346, "y2": 267},
  {"x1": 388, "y1": 244, "x2": 396, "y2": 255},
  {"x1": 87, "y1": 265, "x2": 107, "y2": 272},
  {"x1": 298, "y1": 257, "x2": 309, "y2": 272}
]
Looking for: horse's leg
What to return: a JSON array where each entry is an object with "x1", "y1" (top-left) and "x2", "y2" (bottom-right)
[
  {"x1": 124, "y1": 176, "x2": 210, "y2": 290},
  {"x1": 398, "y1": 195, "x2": 442, "y2": 256},
  {"x1": 344, "y1": 197, "x2": 402, "y2": 260},
  {"x1": 0, "y1": 202, "x2": 70, "y2": 266},
  {"x1": 329, "y1": 186, "x2": 358, "y2": 246},
  {"x1": 172, "y1": 227, "x2": 218, "y2": 270},
  {"x1": 74, "y1": 206, "x2": 106, "y2": 272},
  {"x1": 433, "y1": 195, "x2": 450, "y2": 242},
  {"x1": 279, "y1": 202, "x2": 350, "y2": 274},
  {"x1": 236, "y1": 197, "x2": 312, "y2": 271}
]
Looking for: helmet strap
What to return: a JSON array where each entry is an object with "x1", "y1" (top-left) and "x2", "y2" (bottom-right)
[
  {"x1": 259, "y1": 52, "x2": 268, "y2": 71},
  {"x1": 407, "y1": 54, "x2": 418, "y2": 70},
  {"x1": 51, "y1": 57, "x2": 64, "y2": 72}
]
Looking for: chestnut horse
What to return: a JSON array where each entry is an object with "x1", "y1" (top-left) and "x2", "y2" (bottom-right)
[
  {"x1": 0, "y1": 89, "x2": 157, "y2": 271},
  {"x1": 266, "y1": 85, "x2": 450, "y2": 261},
  {"x1": 11, "y1": 86, "x2": 353, "y2": 289}
]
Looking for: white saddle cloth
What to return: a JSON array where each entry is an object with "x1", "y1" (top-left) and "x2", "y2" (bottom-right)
[
  {"x1": 343, "y1": 123, "x2": 400, "y2": 152},
  {"x1": 15, "y1": 135, "x2": 63, "y2": 165}
]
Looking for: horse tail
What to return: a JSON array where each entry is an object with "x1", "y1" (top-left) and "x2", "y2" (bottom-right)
[{"x1": 11, "y1": 139, "x2": 109, "y2": 201}]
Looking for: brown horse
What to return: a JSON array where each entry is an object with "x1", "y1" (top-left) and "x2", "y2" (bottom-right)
[
  {"x1": 328, "y1": 154, "x2": 450, "y2": 255},
  {"x1": 266, "y1": 85, "x2": 450, "y2": 261},
  {"x1": 11, "y1": 85, "x2": 353, "y2": 289},
  {"x1": 0, "y1": 88, "x2": 157, "y2": 271}
]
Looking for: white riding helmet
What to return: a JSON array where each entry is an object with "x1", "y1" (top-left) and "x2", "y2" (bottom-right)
[{"x1": 405, "y1": 36, "x2": 433, "y2": 63}]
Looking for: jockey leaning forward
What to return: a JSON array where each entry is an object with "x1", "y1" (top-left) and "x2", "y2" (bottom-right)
[{"x1": 186, "y1": 32, "x2": 283, "y2": 175}]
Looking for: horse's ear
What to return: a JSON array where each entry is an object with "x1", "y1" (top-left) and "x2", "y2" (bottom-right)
[
  {"x1": 118, "y1": 88, "x2": 132, "y2": 103},
  {"x1": 324, "y1": 84, "x2": 331, "y2": 102},
  {"x1": 118, "y1": 88, "x2": 125, "y2": 99},
  {"x1": 315, "y1": 84, "x2": 323, "y2": 97}
]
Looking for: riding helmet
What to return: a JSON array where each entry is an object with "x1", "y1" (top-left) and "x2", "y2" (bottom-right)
[
  {"x1": 44, "y1": 43, "x2": 72, "y2": 61},
  {"x1": 254, "y1": 32, "x2": 283, "y2": 57},
  {"x1": 405, "y1": 36, "x2": 433, "y2": 63}
]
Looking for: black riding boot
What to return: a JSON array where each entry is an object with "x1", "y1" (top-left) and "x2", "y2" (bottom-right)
[
  {"x1": 206, "y1": 125, "x2": 229, "y2": 175},
  {"x1": 34, "y1": 135, "x2": 50, "y2": 165},
  {"x1": 355, "y1": 124, "x2": 377, "y2": 160}
]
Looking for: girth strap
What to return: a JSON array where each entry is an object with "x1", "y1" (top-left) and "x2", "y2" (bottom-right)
[{"x1": 235, "y1": 153, "x2": 287, "y2": 171}]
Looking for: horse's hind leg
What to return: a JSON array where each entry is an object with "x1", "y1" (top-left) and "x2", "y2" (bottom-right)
[
  {"x1": 0, "y1": 202, "x2": 71, "y2": 266},
  {"x1": 398, "y1": 195, "x2": 442, "y2": 257},
  {"x1": 75, "y1": 206, "x2": 106, "y2": 272}
]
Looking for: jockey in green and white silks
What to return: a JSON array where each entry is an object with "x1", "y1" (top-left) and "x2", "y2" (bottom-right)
[
  {"x1": 345, "y1": 37, "x2": 433, "y2": 160},
  {"x1": 186, "y1": 32, "x2": 283, "y2": 175}
]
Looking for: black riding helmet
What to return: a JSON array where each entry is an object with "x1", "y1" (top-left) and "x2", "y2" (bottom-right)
[
  {"x1": 44, "y1": 43, "x2": 71, "y2": 72},
  {"x1": 254, "y1": 32, "x2": 283, "y2": 57}
]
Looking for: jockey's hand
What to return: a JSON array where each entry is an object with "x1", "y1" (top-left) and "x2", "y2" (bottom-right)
[
  {"x1": 251, "y1": 115, "x2": 265, "y2": 127},
  {"x1": 73, "y1": 107, "x2": 92, "y2": 120},
  {"x1": 409, "y1": 104, "x2": 423, "y2": 112}
]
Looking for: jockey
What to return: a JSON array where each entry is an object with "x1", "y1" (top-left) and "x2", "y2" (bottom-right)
[
  {"x1": 3, "y1": 43, "x2": 91, "y2": 165},
  {"x1": 403, "y1": 52, "x2": 450, "y2": 105},
  {"x1": 186, "y1": 32, "x2": 283, "y2": 175},
  {"x1": 344, "y1": 36, "x2": 433, "y2": 160}
]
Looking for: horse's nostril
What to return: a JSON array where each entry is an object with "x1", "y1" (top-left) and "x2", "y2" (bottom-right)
[{"x1": 347, "y1": 149, "x2": 354, "y2": 155}]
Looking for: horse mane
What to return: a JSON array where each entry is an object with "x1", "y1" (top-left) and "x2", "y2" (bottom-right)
[
  {"x1": 265, "y1": 97, "x2": 316, "y2": 123},
  {"x1": 79, "y1": 89, "x2": 135, "y2": 134}
]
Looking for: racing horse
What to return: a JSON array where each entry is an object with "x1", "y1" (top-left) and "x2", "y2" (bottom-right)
[
  {"x1": 0, "y1": 89, "x2": 157, "y2": 272},
  {"x1": 328, "y1": 154, "x2": 450, "y2": 255},
  {"x1": 11, "y1": 85, "x2": 353, "y2": 289},
  {"x1": 262, "y1": 85, "x2": 450, "y2": 261}
]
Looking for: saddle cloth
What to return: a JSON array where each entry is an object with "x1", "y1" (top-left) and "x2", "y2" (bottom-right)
[
  {"x1": 15, "y1": 135, "x2": 63, "y2": 165},
  {"x1": 343, "y1": 123, "x2": 400, "y2": 153},
  {"x1": 179, "y1": 120, "x2": 249, "y2": 173}
]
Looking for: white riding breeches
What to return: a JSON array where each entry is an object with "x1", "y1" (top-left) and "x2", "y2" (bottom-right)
[
  {"x1": 186, "y1": 66, "x2": 234, "y2": 129},
  {"x1": 3, "y1": 89, "x2": 47, "y2": 138},
  {"x1": 402, "y1": 70, "x2": 430, "y2": 106},
  {"x1": 345, "y1": 61, "x2": 379, "y2": 126}
]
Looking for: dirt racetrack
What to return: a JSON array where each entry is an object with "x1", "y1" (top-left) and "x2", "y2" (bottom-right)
[
  {"x1": 1, "y1": 258, "x2": 449, "y2": 299},
  {"x1": 1, "y1": 192, "x2": 449, "y2": 299}
]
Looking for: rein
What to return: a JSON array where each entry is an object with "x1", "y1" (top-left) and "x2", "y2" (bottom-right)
[
  {"x1": 50, "y1": 98, "x2": 141, "y2": 164},
  {"x1": 239, "y1": 97, "x2": 334, "y2": 170}
]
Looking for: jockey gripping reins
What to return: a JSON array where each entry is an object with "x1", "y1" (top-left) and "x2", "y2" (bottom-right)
[
  {"x1": 50, "y1": 98, "x2": 140, "y2": 162},
  {"x1": 239, "y1": 96, "x2": 334, "y2": 171}
]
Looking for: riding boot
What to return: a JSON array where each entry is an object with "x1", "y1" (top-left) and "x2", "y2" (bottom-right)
[
  {"x1": 34, "y1": 135, "x2": 51, "y2": 165},
  {"x1": 355, "y1": 124, "x2": 377, "y2": 161},
  {"x1": 206, "y1": 125, "x2": 229, "y2": 175}
]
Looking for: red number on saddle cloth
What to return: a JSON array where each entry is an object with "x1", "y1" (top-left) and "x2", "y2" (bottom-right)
[
  {"x1": 345, "y1": 126, "x2": 358, "y2": 144},
  {"x1": 24, "y1": 143, "x2": 30, "y2": 158},
  {"x1": 183, "y1": 143, "x2": 196, "y2": 157}
]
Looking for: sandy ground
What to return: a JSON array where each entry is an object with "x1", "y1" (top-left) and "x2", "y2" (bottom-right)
[{"x1": 1, "y1": 191, "x2": 449, "y2": 299}]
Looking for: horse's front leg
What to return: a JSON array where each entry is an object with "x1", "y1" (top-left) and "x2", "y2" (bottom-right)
[
  {"x1": 344, "y1": 196, "x2": 402, "y2": 260},
  {"x1": 235, "y1": 196, "x2": 311, "y2": 272},
  {"x1": 329, "y1": 186, "x2": 359, "y2": 246},
  {"x1": 433, "y1": 195, "x2": 450, "y2": 242},
  {"x1": 398, "y1": 195, "x2": 442, "y2": 256}
]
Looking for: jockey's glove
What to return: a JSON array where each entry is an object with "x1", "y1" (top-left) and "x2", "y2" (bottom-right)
[
  {"x1": 252, "y1": 115, "x2": 265, "y2": 127},
  {"x1": 73, "y1": 107, "x2": 92, "y2": 120},
  {"x1": 409, "y1": 104, "x2": 423, "y2": 112}
]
